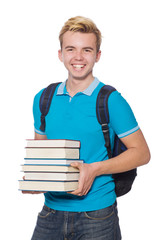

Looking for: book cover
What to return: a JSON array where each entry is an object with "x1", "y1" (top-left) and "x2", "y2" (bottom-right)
[
  {"x1": 24, "y1": 172, "x2": 79, "y2": 181},
  {"x1": 26, "y1": 139, "x2": 80, "y2": 148},
  {"x1": 25, "y1": 147, "x2": 79, "y2": 159},
  {"x1": 21, "y1": 164, "x2": 79, "y2": 172},
  {"x1": 24, "y1": 158, "x2": 83, "y2": 165},
  {"x1": 19, "y1": 180, "x2": 78, "y2": 192}
]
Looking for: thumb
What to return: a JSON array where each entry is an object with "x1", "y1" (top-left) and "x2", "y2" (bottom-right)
[{"x1": 70, "y1": 162, "x2": 81, "y2": 169}]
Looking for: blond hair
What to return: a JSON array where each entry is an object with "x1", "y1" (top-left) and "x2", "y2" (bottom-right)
[{"x1": 59, "y1": 16, "x2": 102, "y2": 52}]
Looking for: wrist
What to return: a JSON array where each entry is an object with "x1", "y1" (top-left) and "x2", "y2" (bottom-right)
[{"x1": 91, "y1": 161, "x2": 104, "y2": 177}]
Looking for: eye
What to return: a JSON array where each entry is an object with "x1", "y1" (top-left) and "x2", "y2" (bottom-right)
[
  {"x1": 66, "y1": 48, "x2": 74, "y2": 52},
  {"x1": 84, "y1": 48, "x2": 93, "y2": 53},
  {"x1": 85, "y1": 49, "x2": 91, "y2": 52}
]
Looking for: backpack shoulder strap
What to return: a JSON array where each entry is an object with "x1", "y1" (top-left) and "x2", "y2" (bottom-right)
[
  {"x1": 39, "y1": 82, "x2": 61, "y2": 132},
  {"x1": 96, "y1": 85, "x2": 137, "y2": 197},
  {"x1": 96, "y1": 85, "x2": 116, "y2": 158}
]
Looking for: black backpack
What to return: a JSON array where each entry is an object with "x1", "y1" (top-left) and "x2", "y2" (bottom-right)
[{"x1": 39, "y1": 82, "x2": 137, "y2": 197}]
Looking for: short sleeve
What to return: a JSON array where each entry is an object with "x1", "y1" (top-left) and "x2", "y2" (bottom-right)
[
  {"x1": 108, "y1": 91, "x2": 139, "y2": 138},
  {"x1": 33, "y1": 89, "x2": 46, "y2": 135}
]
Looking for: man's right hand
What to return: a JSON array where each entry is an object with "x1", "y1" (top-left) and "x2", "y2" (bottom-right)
[{"x1": 22, "y1": 190, "x2": 46, "y2": 194}]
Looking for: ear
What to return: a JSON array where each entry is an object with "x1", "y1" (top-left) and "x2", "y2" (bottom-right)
[
  {"x1": 58, "y1": 49, "x2": 63, "y2": 62},
  {"x1": 95, "y1": 50, "x2": 101, "y2": 62}
]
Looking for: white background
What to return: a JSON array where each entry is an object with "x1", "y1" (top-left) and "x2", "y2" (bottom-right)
[{"x1": 0, "y1": 0, "x2": 159, "y2": 239}]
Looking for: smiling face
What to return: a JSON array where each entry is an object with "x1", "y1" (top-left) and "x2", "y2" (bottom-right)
[{"x1": 58, "y1": 31, "x2": 101, "y2": 82}]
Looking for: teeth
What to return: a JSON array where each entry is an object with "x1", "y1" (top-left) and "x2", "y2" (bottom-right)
[{"x1": 73, "y1": 65, "x2": 85, "y2": 68}]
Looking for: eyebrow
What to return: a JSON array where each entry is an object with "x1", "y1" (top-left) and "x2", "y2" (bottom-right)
[
  {"x1": 83, "y1": 47, "x2": 94, "y2": 51},
  {"x1": 65, "y1": 46, "x2": 94, "y2": 50},
  {"x1": 65, "y1": 46, "x2": 75, "y2": 49}
]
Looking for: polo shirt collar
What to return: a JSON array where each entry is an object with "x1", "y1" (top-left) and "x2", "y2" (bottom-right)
[{"x1": 57, "y1": 77, "x2": 100, "y2": 96}]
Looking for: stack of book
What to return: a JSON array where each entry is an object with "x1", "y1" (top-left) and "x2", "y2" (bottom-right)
[{"x1": 19, "y1": 139, "x2": 82, "y2": 192}]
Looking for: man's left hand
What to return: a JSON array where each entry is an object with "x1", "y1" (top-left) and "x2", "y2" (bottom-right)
[{"x1": 68, "y1": 162, "x2": 100, "y2": 196}]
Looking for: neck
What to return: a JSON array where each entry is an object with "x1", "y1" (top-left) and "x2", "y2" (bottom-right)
[{"x1": 66, "y1": 76, "x2": 94, "y2": 97}]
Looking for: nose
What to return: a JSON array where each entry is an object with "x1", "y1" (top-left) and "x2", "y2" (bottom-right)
[{"x1": 74, "y1": 50, "x2": 84, "y2": 61}]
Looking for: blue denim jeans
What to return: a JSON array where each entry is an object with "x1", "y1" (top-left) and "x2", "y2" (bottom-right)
[{"x1": 31, "y1": 202, "x2": 121, "y2": 240}]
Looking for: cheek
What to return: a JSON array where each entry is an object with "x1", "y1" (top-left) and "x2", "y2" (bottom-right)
[
  {"x1": 86, "y1": 56, "x2": 97, "y2": 66},
  {"x1": 63, "y1": 54, "x2": 73, "y2": 64},
  {"x1": 86, "y1": 53, "x2": 97, "y2": 62}
]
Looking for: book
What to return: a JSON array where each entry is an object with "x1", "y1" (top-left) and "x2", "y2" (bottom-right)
[
  {"x1": 21, "y1": 164, "x2": 79, "y2": 172},
  {"x1": 26, "y1": 139, "x2": 80, "y2": 148},
  {"x1": 19, "y1": 180, "x2": 78, "y2": 192},
  {"x1": 25, "y1": 148, "x2": 79, "y2": 159},
  {"x1": 24, "y1": 172, "x2": 79, "y2": 181},
  {"x1": 24, "y1": 158, "x2": 83, "y2": 165},
  {"x1": 19, "y1": 139, "x2": 81, "y2": 192}
]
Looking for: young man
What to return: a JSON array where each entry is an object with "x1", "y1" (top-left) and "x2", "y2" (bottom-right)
[{"x1": 27, "y1": 16, "x2": 150, "y2": 239}]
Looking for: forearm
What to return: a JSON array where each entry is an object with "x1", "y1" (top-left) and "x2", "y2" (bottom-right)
[
  {"x1": 70, "y1": 130, "x2": 150, "y2": 196},
  {"x1": 94, "y1": 147, "x2": 149, "y2": 177},
  {"x1": 93, "y1": 130, "x2": 150, "y2": 177}
]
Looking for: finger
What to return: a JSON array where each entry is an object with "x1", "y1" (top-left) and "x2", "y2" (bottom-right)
[
  {"x1": 70, "y1": 162, "x2": 81, "y2": 169},
  {"x1": 21, "y1": 190, "x2": 46, "y2": 194},
  {"x1": 68, "y1": 189, "x2": 83, "y2": 196},
  {"x1": 70, "y1": 183, "x2": 91, "y2": 196},
  {"x1": 67, "y1": 184, "x2": 84, "y2": 196}
]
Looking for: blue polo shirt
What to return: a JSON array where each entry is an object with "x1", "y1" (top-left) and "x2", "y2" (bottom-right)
[{"x1": 33, "y1": 78, "x2": 139, "y2": 212}]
